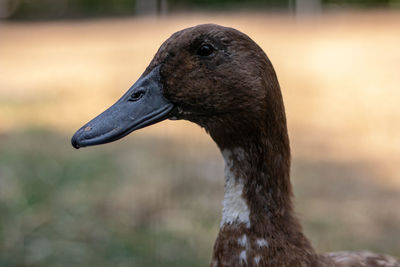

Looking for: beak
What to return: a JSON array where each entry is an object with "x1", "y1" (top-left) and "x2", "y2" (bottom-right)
[{"x1": 71, "y1": 66, "x2": 174, "y2": 149}]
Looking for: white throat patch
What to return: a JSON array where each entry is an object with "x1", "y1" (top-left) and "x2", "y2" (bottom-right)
[{"x1": 220, "y1": 148, "x2": 251, "y2": 228}]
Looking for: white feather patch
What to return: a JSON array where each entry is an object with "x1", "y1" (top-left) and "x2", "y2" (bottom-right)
[
  {"x1": 221, "y1": 148, "x2": 251, "y2": 228},
  {"x1": 239, "y1": 250, "x2": 247, "y2": 265},
  {"x1": 256, "y1": 238, "x2": 269, "y2": 248},
  {"x1": 237, "y1": 234, "x2": 248, "y2": 247}
]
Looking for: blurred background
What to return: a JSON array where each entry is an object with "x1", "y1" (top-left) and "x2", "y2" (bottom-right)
[{"x1": 1, "y1": 0, "x2": 400, "y2": 266}]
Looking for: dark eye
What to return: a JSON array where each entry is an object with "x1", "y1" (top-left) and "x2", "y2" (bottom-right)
[
  {"x1": 197, "y1": 44, "x2": 214, "y2": 57},
  {"x1": 129, "y1": 91, "x2": 144, "y2": 102}
]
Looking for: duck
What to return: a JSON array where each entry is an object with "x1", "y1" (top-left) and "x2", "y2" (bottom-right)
[{"x1": 71, "y1": 24, "x2": 400, "y2": 267}]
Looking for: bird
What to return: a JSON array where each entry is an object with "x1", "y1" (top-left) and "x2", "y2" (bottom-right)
[{"x1": 71, "y1": 24, "x2": 400, "y2": 267}]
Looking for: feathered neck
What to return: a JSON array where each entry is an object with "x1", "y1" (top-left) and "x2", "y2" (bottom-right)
[
  {"x1": 203, "y1": 80, "x2": 328, "y2": 266},
  {"x1": 210, "y1": 139, "x2": 323, "y2": 266}
]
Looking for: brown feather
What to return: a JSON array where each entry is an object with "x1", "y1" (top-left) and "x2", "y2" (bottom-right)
[{"x1": 139, "y1": 24, "x2": 399, "y2": 267}]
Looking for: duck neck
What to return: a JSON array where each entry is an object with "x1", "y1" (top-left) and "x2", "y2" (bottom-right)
[
  {"x1": 220, "y1": 143, "x2": 294, "y2": 230},
  {"x1": 209, "y1": 129, "x2": 319, "y2": 266}
]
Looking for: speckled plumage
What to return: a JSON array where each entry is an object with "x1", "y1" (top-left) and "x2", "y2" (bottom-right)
[
  {"x1": 148, "y1": 24, "x2": 399, "y2": 267},
  {"x1": 327, "y1": 251, "x2": 400, "y2": 267},
  {"x1": 73, "y1": 24, "x2": 400, "y2": 267}
]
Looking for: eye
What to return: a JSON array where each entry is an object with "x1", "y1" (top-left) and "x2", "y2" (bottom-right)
[
  {"x1": 197, "y1": 44, "x2": 214, "y2": 57},
  {"x1": 129, "y1": 91, "x2": 144, "y2": 102}
]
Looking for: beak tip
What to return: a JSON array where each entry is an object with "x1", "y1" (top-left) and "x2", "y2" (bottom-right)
[{"x1": 71, "y1": 134, "x2": 81, "y2": 149}]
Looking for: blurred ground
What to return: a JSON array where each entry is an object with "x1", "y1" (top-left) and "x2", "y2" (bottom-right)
[{"x1": 0, "y1": 11, "x2": 399, "y2": 266}]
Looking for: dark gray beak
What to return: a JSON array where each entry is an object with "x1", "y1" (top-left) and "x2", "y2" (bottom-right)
[{"x1": 71, "y1": 66, "x2": 174, "y2": 149}]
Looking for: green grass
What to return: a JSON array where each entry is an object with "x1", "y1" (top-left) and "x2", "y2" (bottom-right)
[
  {"x1": 0, "y1": 128, "x2": 217, "y2": 267},
  {"x1": 0, "y1": 128, "x2": 399, "y2": 266}
]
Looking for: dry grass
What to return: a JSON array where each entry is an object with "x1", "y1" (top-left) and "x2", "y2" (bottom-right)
[{"x1": 0, "y1": 11, "x2": 399, "y2": 265}]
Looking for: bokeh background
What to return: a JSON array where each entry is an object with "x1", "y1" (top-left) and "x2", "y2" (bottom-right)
[{"x1": 1, "y1": 1, "x2": 400, "y2": 266}]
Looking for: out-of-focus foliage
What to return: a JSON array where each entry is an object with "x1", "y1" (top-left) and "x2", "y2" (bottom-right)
[
  {"x1": 168, "y1": 0, "x2": 293, "y2": 11},
  {"x1": 323, "y1": 0, "x2": 400, "y2": 8},
  {"x1": 2, "y1": 0, "x2": 137, "y2": 20},
  {"x1": 1, "y1": 0, "x2": 400, "y2": 20}
]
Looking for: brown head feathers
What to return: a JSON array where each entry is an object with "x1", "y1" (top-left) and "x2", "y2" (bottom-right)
[{"x1": 72, "y1": 24, "x2": 400, "y2": 267}]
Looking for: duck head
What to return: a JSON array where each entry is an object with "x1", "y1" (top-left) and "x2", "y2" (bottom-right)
[{"x1": 71, "y1": 24, "x2": 287, "y2": 150}]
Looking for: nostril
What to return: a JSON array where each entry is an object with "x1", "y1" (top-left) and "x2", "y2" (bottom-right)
[
  {"x1": 129, "y1": 91, "x2": 144, "y2": 102},
  {"x1": 84, "y1": 126, "x2": 92, "y2": 132}
]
